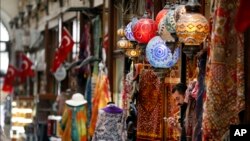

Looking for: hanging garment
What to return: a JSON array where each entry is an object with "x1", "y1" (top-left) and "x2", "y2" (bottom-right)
[
  {"x1": 202, "y1": 0, "x2": 245, "y2": 140},
  {"x1": 136, "y1": 69, "x2": 163, "y2": 141},
  {"x1": 89, "y1": 74, "x2": 111, "y2": 136},
  {"x1": 60, "y1": 104, "x2": 87, "y2": 141},
  {"x1": 92, "y1": 105, "x2": 127, "y2": 141}
]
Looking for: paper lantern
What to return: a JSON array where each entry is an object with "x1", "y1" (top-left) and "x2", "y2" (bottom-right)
[
  {"x1": 176, "y1": 13, "x2": 209, "y2": 45},
  {"x1": 146, "y1": 36, "x2": 180, "y2": 68},
  {"x1": 132, "y1": 16, "x2": 157, "y2": 44}
]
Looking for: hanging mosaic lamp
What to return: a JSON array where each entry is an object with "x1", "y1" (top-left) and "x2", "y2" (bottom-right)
[
  {"x1": 176, "y1": 0, "x2": 209, "y2": 46},
  {"x1": 132, "y1": 12, "x2": 157, "y2": 44},
  {"x1": 117, "y1": 37, "x2": 133, "y2": 49},
  {"x1": 165, "y1": 7, "x2": 176, "y2": 34},
  {"x1": 175, "y1": 2, "x2": 187, "y2": 22},
  {"x1": 155, "y1": 2, "x2": 170, "y2": 27},
  {"x1": 146, "y1": 36, "x2": 180, "y2": 68},
  {"x1": 117, "y1": 26, "x2": 126, "y2": 37},
  {"x1": 125, "y1": 17, "x2": 138, "y2": 41},
  {"x1": 125, "y1": 47, "x2": 141, "y2": 58}
]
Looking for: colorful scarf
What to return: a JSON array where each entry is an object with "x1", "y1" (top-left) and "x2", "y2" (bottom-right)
[
  {"x1": 60, "y1": 104, "x2": 87, "y2": 141},
  {"x1": 202, "y1": 0, "x2": 245, "y2": 140},
  {"x1": 89, "y1": 74, "x2": 111, "y2": 136}
]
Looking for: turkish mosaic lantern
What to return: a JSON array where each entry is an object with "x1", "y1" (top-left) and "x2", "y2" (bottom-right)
[
  {"x1": 132, "y1": 12, "x2": 157, "y2": 44},
  {"x1": 146, "y1": 36, "x2": 180, "y2": 68},
  {"x1": 125, "y1": 17, "x2": 138, "y2": 41}
]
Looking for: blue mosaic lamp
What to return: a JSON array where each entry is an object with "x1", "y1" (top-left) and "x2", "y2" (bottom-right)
[{"x1": 146, "y1": 36, "x2": 180, "y2": 68}]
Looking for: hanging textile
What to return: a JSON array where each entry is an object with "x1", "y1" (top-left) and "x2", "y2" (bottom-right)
[
  {"x1": 193, "y1": 54, "x2": 207, "y2": 141},
  {"x1": 202, "y1": 0, "x2": 245, "y2": 140},
  {"x1": 92, "y1": 16, "x2": 102, "y2": 76},
  {"x1": 85, "y1": 76, "x2": 92, "y2": 125},
  {"x1": 235, "y1": 0, "x2": 250, "y2": 32},
  {"x1": 60, "y1": 105, "x2": 87, "y2": 141},
  {"x1": 89, "y1": 74, "x2": 111, "y2": 136},
  {"x1": 92, "y1": 105, "x2": 127, "y2": 141},
  {"x1": 136, "y1": 69, "x2": 163, "y2": 141}
]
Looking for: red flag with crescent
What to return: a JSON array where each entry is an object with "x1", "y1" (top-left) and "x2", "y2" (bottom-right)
[
  {"x1": 20, "y1": 53, "x2": 34, "y2": 77},
  {"x1": 2, "y1": 65, "x2": 19, "y2": 93},
  {"x1": 51, "y1": 27, "x2": 74, "y2": 73}
]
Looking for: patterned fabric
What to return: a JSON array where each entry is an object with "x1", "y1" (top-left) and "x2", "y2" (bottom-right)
[
  {"x1": 60, "y1": 104, "x2": 87, "y2": 141},
  {"x1": 202, "y1": 0, "x2": 245, "y2": 140},
  {"x1": 136, "y1": 69, "x2": 163, "y2": 141},
  {"x1": 89, "y1": 74, "x2": 111, "y2": 136},
  {"x1": 92, "y1": 109, "x2": 127, "y2": 141}
]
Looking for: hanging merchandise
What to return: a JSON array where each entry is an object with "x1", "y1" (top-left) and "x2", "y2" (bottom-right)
[
  {"x1": 136, "y1": 69, "x2": 163, "y2": 141},
  {"x1": 202, "y1": 0, "x2": 245, "y2": 140},
  {"x1": 60, "y1": 93, "x2": 88, "y2": 141},
  {"x1": 235, "y1": 0, "x2": 250, "y2": 32},
  {"x1": 155, "y1": 3, "x2": 169, "y2": 27},
  {"x1": 125, "y1": 17, "x2": 138, "y2": 42},
  {"x1": 92, "y1": 103, "x2": 127, "y2": 141},
  {"x1": 89, "y1": 72, "x2": 111, "y2": 136},
  {"x1": 132, "y1": 12, "x2": 157, "y2": 44},
  {"x1": 146, "y1": 36, "x2": 180, "y2": 68}
]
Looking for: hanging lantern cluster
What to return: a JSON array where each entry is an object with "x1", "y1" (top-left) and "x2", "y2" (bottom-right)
[
  {"x1": 117, "y1": 0, "x2": 209, "y2": 67},
  {"x1": 117, "y1": 26, "x2": 133, "y2": 49}
]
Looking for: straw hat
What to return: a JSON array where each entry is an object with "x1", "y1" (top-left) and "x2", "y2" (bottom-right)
[{"x1": 65, "y1": 93, "x2": 87, "y2": 106}]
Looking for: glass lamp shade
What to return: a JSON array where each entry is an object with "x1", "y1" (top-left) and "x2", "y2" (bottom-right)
[
  {"x1": 125, "y1": 17, "x2": 138, "y2": 41},
  {"x1": 117, "y1": 26, "x2": 126, "y2": 37},
  {"x1": 165, "y1": 9, "x2": 176, "y2": 33},
  {"x1": 117, "y1": 37, "x2": 133, "y2": 49},
  {"x1": 125, "y1": 22, "x2": 136, "y2": 41},
  {"x1": 146, "y1": 36, "x2": 180, "y2": 68},
  {"x1": 155, "y1": 9, "x2": 168, "y2": 27},
  {"x1": 132, "y1": 18, "x2": 157, "y2": 44},
  {"x1": 125, "y1": 48, "x2": 141, "y2": 58},
  {"x1": 176, "y1": 13, "x2": 209, "y2": 45},
  {"x1": 158, "y1": 15, "x2": 175, "y2": 42},
  {"x1": 175, "y1": 5, "x2": 186, "y2": 22}
]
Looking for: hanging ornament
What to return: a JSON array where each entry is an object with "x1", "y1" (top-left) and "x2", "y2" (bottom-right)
[
  {"x1": 155, "y1": 2, "x2": 170, "y2": 27},
  {"x1": 176, "y1": 0, "x2": 209, "y2": 46},
  {"x1": 132, "y1": 12, "x2": 157, "y2": 44},
  {"x1": 164, "y1": 7, "x2": 176, "y2": 34},
  {"x1": 117, "y1": 37, "x2": 133, "y2": 49},
  {"x1": 146, "y1": 36, "x2": 180, "y2": 68},
  {"x1": 125, "y1": 17, "x2": 138, "y2": 41},
  {"x1": 117, "y1": 26, "x2": 126, "y2": 37},
  {"x1": 175, "y1": 4, "x2": 186, "y2": 22}
]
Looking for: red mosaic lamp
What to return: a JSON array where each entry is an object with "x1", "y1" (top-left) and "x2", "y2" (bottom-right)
[{"x1": 132, "y1": 12, "x2": 157, "y2": 44}]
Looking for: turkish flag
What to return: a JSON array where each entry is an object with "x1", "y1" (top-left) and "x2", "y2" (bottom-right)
[
  {"x1": 2, "y1": 65, "x2": 19, "y2": 93},
  {"x1": 19, "y1": 54, "x2": 34, "y2": 83},
  {"x1": 51, "y1": 27, "x2": 74, "y2": 73}
]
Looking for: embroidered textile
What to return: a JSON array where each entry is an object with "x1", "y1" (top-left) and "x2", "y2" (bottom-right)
[
  {"x1": 202, "y1": 0, "x2": 245, "y2": 140},
  {"x1": 136, "y1": 69, "x2": 163, "y2": 141}
]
